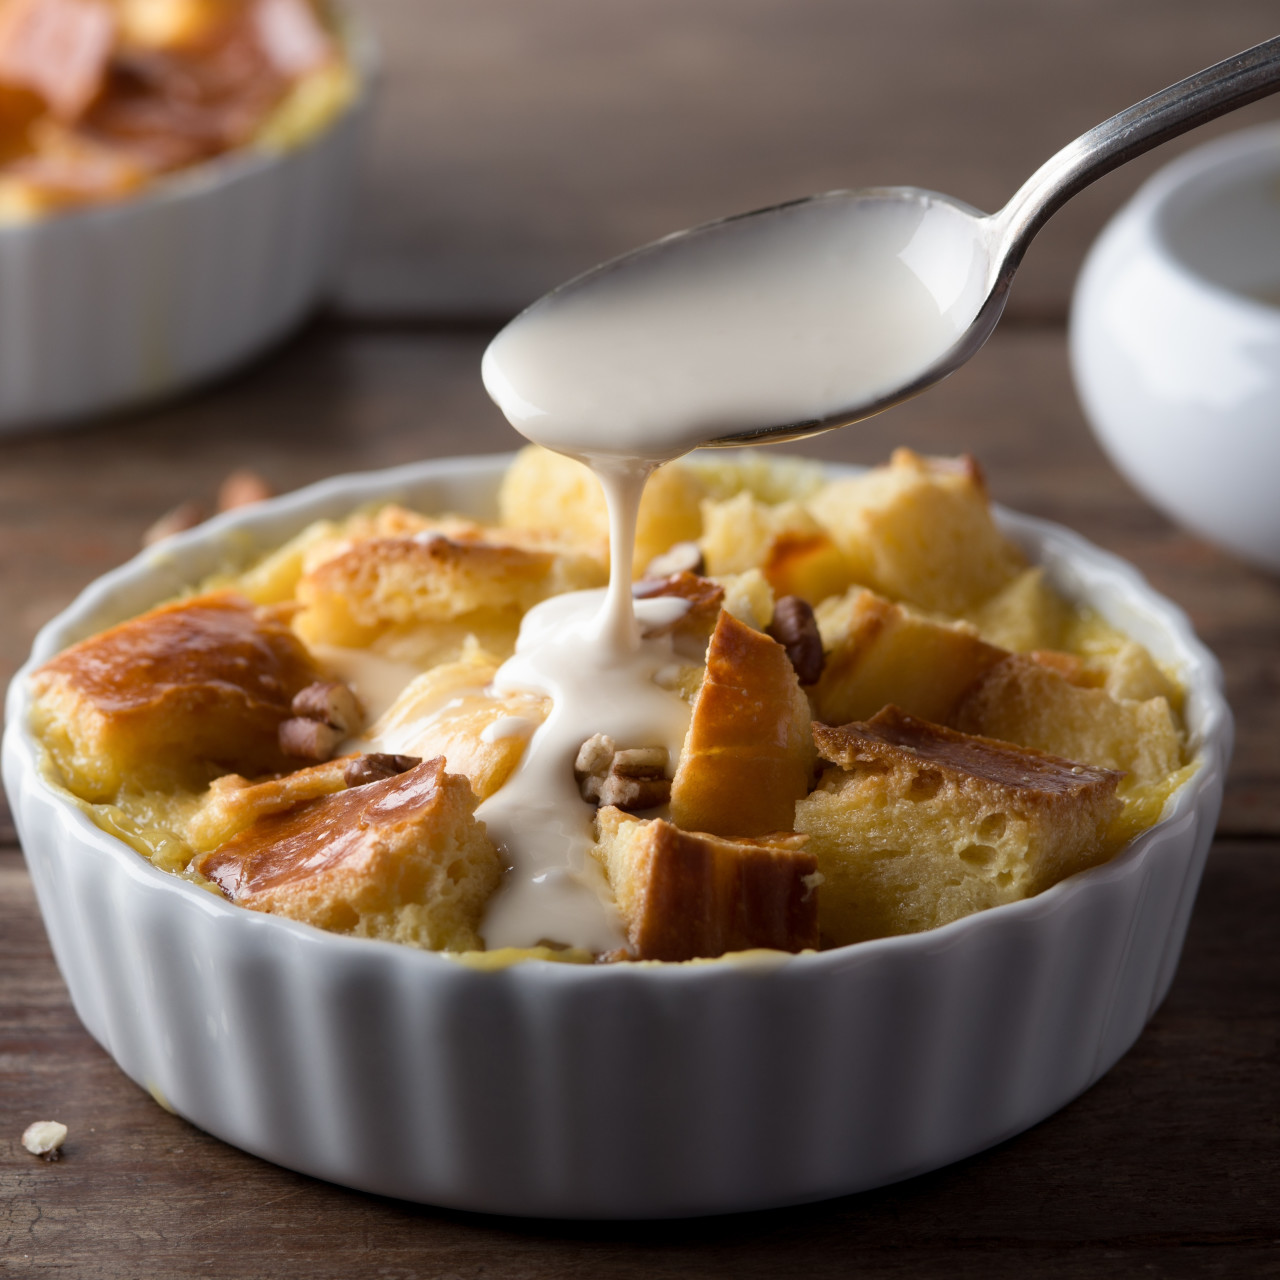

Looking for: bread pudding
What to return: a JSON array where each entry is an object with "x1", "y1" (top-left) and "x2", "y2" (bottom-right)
[
  {"x1": 28, "y1": 447, "x2": 1195, "y2": 961},
  {"x1": 0, "y1": 0, "x2": 354, "y2": 220}
]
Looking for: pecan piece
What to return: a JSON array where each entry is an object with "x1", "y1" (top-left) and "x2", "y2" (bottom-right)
[
  {"x1": 21, "y1": 1120, "x2": 67, "y2": 1161},
  {"x1": 576, "y1": 736, "x2": 671, "y2": 810},
  {"x1": 574, "y1": 733, "x2": 616, "y2": 793},
  {"x1": 218, "y1": 469, "x2": 274, "y2": 512},
  {"x1": 142, "y1": 501, "x2": 206, "y2": 547},
  {"x1": 292, "y1": 681, "x2": 364, "y2": 735},
  {"x1": 279, "y1": 717, "x2": 343, "y2": 761},
  {"x1": 343, "y1": 752, "x2": 422, "y2": 788},
  {"x1": 645, "y1": 541, "x2": 705, "y2": 578},
  {"x1": 767, "y1": 595, "x2": 824, "y2": 685},
  {"x1": 598, "y1": 773, "x2": 671, "y2": 810}
]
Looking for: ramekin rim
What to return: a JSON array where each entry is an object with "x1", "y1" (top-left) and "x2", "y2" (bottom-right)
[{"x1": 3, "y1": 451, "x2": 1232, "y2": 985}]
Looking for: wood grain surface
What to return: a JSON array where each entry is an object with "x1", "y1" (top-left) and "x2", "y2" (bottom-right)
[
  {"x1": 339, "y1": 0, "x2": 1280, "y2": 320},
  {"x1": 3, "y1": 841, "x2": 1276, "y2": 1279},
  {"x1": 2, "y1": 0, "x2": 1280, "y2": 1275}
]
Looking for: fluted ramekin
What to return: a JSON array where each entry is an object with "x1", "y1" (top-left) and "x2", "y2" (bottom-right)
[
  {"x1": 0, "y1": 19, "x2": 375, "y2": 433},
  {"x1": 2, "y1": 455, "x2": 1231, "y2": 1218}
]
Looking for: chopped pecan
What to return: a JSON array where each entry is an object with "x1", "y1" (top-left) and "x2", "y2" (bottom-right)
[
  {"x1": 575, "y1": 733, "x2": 616, "y2": 785},
  {"x1": 645, "y1": 541, "x2": 705, "y2": 578},
  {"x1": 632, "y1": 571, "x2": 724, "y2": 640},
  {"x1": 598, "y1": 773, "x2": 671, "y2": 810},
  {"x1": 767, "y1": 595, "x2": 824, "y2": 685},
  {"x1": 142, "y1": 501, "x2": 206, "y2": 547},
  {"x1": 343, "y1": 752, "x2": 421, "y2": 788},
  {"x1": 21, "y1": 1119, "x2": 67, "y2": 1161},
  {"x1": 575, "y1": 735, "x2": 671, "y2": 810},
  {"x1": 291, "y1": 681, "x2": 363, "y2": 735},
  {"x1": 278, "y1": 717, "x2": 343, "y2": 761},
  {"x1": 218, "y1": 469, "x2": 274, "y2": 512}
]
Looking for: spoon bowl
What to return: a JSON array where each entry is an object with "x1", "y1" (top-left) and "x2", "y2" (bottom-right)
[{"x1": 484, "y1": 36, "x2": 1280, "y2": 455}]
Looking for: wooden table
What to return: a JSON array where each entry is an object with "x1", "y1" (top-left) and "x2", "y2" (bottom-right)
[{"x1": 3, "y1": 3, "x2": 1279, "y2": 1275}]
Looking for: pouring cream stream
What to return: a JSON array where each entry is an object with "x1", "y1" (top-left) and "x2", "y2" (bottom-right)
[
  {"x1": 471, "y1": 193, "x2": 988, "y2": 951},
  {"x1": 471, "y1": 34, "x2": 1280, "y2": 948}
]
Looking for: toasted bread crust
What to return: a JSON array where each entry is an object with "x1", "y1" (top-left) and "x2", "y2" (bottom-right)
[
  {"x1": 813, "y1": 706, "x2": 1121, "y2": 798},
  {"x1": 30, "y1": 591, "x2": 319, "y2": 798},
  {"x1": 798, "y1": 707, "x2": 1124, "y2": 945},
  {"x1": 594, "y1": 808, "x2": 817, "y2": 960},
  {"x1": 669, "y1": 609, "x2": 814, "y2": 838},
  {"x1": 194, "y1": 758, "x2": 501, "y2": 950}
]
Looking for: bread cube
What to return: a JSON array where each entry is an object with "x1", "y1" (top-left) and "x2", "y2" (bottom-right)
[
  {"x1": 953, "y1": 654, "x2": 1184, "y2": 788},
  {"x1": 593, "y1": 807, "x2": 818, "y2": 960},
  {"x1": 795, "y1": 707, "x2": 1124, "y2": 945},
  {"x1": 194, "y1": 758, "x2": 501, "y2": 951},
  {"x1": 687, "y1": 452, "x2": 826, "y2": 504},
  {"x1": 187, "y1": 756, "x2": 354, "y2": 853},
  {"x1": 807, "y1": 449, "x2": 1025, "y2": 614},
  {"x1": 1099, "y1": 639, "x2": 1183, "y2": 708},
  {"x1": 965, "y1": 566, "x2": 1072, "y2": 653},
  {"x1": 292, "y1": 532, "x2": 603, "y2": 649},
  {"x1": 717, "y1": 567, "x2": 775, "y2": 631},
  {"x1": 366, "y1": 654, "x2": 548, "y2": 801},
  {"x1": 700, "y1": 491, "x2": 856, "y2": 604},
  {"x1": 810, "y1": 587, "x2": 1007, "y2": 727},
  {"x1": 30, "y1": 592, "x2": 321, "y2": 801},
  {"x1": 498, "y1": 445, "x2": 706, "y2": 574},
  {"x1": 669, "y1": 609, "x2": 815, "y2": 838}
]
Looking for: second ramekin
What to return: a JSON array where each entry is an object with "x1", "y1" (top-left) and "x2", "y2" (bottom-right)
[
  {"x1": 2, "y1": 455, "x2": 1231, "y2": 1217},
  {"x1": 0, "y1": 20, "x2": 375, "y2": 434}
]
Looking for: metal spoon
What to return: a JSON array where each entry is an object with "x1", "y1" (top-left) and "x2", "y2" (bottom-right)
[{"x1": 486, "y1": 35, "x2": 1280, "y2": 450}]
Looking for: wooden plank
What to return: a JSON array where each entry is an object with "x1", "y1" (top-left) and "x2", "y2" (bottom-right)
[
  {"x1": 2, "y1": 324, "x2": 1271, "y2": 833},
  {"x1": 338, "y1": 0, "x2": 1280, "y2": 320},
  {"x1": 1, "y1": 838, "x2": 1276, "y2": 1277}
]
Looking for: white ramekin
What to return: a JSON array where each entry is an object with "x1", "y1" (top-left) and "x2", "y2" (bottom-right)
[
  {"x1": 0, "y1": 21, "x2": 375, "y2": 434},
  {"x1": 2, "y1": 455, "x2": 1231, "y2": 1218},
  {"x1": 1070, "y1": 123, "x2": 1280, "y2": 573}
]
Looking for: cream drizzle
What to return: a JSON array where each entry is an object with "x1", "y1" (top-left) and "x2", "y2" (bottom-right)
[
  {"x1": 474, "y1": 194, "x2": 987, "y2": 948},
  {"x1": 475, "y1": 551, "x2": 692, "y2": 952}
]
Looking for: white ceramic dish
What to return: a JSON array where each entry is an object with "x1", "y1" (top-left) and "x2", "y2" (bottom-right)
[
  {"x1": 1071, "y1": 122, "x2": 1280, "y2": 573},
  {"x1": 0, "y1": 17, "x2": 376, "y2": 434},
  {"x1": 2, "y1": 454, "x2": 1231, "y2": 1218}
]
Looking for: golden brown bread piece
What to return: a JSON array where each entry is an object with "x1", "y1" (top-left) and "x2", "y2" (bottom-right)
[
  {"x1": 497, "y1": 445, "x2": 707, "y2": 573},
  {"x1": 807, "y1": 449, "x2": 1025, "y2": 614},
  {"x1": 193, "y1": 757, "x2": 501, "y2": 951},
  {"x1": 186, "y1": 755, "x2": 355, "y2": 853},
  {"x1": 795, "y1": 707, "x2": 1124, "y2": 946},
  {"x1": 0, "y1": 0, "x2": 114, "y2": 123},
  {"x1": 669, "y1": 609, "x2": 815, "y2": 838},
  {"x1": 30, "y1": 591, "x2": 320, "y2": 800},
  {"x1": 953, "y1": 654, "x2": 1183, "y2": 788},
  {"x1": 965, "y1": 566, "x2": 1072, "y2": 653},
  {"x1": 810, "y1": 587, "x2": 1007, "y2": 728},
  {"x1": 366, "y1": 654, "x2": 548, "y2": 801},
  {"x1": 293, "y1": 533, "x2": 603, "y2": 649},
  {"x1": 700, "y1": 491, "x2": 856, "y2": 605},
  {"x1": 593, "y1": 806, "x2": 818, "y2": 960}
]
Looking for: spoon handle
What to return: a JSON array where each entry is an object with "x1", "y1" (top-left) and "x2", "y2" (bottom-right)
[{"x1": 992, "y1": 35, "x2": 1280, "y2": 279}]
